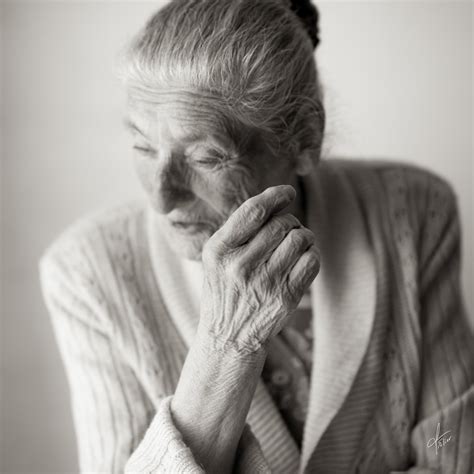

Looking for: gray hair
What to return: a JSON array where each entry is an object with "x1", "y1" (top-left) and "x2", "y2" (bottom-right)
[{"x1": 119, "y1": 0, "x2": 325, "y2": 162}]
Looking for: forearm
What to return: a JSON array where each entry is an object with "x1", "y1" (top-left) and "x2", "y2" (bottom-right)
[
  {"x1": 168, "y1": 185, "x2": 318, "y2": 473},
  {"x1": 171, "y1": 325, "x2": 267, "y2": 474}
]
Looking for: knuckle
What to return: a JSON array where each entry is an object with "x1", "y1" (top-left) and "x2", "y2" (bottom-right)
[
  {"x1": 202, "y1": 239, "x2": 221, "y2": 264},
  {"x1": 289, "y1": 228, "x2": 306, "y2": 246},
  {"x1": 227, "y1": 260, "x2": 247, "y2": 281},
  {"x1": 279, "y1": 213, "x2": 300, "y2": 230},
  {"x1": 201, "y1": 244, "x2": 215, "y2": 265},
  {"x1": 239, "y1": 198, "x2": 255, "y2": 214},
  {"x1": 292, "y1": 228, "x2": 315, "y2": 248},
  {"x1": 303, "y1": 228, "x2": 316, "y2": 244},
  {"x1": 269, "y1": 216, "x2": 288, "y2": 235},
  {"x1": 288, "y1": 214, "x2": 302, "y2": 227},
  {"x1": 245, "y1": 202, "x2": 266, "y2": 222}
]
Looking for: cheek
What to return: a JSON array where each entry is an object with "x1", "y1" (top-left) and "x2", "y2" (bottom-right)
[
  {"x1": 134, "y1": 154, "x2": 264, "y2": 221},
  {"x1": 134, "y1": 156, "x2": 194, "y2": 196},
  {"x1": 194, "y1": 162, "x2": 260, "y2": 218},
  {"x1": 133, "y1": 157, "x2": 154, "y2": 194}
]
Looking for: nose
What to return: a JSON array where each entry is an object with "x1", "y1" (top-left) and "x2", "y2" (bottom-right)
[{"x1": 152, "y1": 154, "x2": 194, "y2": 214}]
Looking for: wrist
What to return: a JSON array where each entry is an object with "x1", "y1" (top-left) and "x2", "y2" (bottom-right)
[
  {"x1": 171, "y1": 323, "x2": 267, "y2": 471},
  {"x1": 195, "y1": 322, "x2": 268, "y2": 366}
]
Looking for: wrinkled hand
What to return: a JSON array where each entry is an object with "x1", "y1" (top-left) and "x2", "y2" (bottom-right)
[{"x1": 198, "y1": 185, "x2": 320, "y2": 354}]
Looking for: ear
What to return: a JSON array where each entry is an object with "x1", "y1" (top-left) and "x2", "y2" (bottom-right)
[{"x1": 295, "y1": 149, "x2": 313, "y2": 176}]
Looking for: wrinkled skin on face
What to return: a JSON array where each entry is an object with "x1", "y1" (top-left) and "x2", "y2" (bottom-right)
[{"x1": 125, "y1": 96, "x2": 303, "y2": 260}]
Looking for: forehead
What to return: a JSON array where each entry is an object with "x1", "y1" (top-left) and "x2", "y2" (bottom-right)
[{"x1": 125, "y1": 95, "x2": 237, "y2": 146}]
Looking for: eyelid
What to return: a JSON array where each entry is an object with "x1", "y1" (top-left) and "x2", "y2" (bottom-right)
[
  {"x1": 189, "y1": 144, "x2": 228, "y2": 160},
  {"x1": 133, "y1": 145, "x2": 156, "y2": 156}
]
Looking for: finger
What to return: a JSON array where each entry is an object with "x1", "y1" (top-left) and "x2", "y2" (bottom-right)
[
  {"x1": 216, "y1": 185, "x2": 296, "y2": 248},
  {"x1": 286, "y1": 244, "x2": 320, "y2": 301},
  {"x1": 266, "y1": 227, "x2": 316, "y2": 274},
  {"x1": 238, "y1": 213, "x2": 302, "y2": 267}
]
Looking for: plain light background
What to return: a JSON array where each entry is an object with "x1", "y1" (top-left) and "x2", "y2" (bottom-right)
[{"x1": 1, "y1": 1, "x2": 472, "y2": 472}]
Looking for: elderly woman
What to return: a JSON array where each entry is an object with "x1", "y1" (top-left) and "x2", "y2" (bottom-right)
[{"x1": 39, "y1": 0, "x2": 473, "y2": 473}]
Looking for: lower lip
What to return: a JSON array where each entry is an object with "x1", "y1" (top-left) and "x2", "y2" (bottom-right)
[{"x1": 170, "y1": 221, "x2": 210, "y2": 233}]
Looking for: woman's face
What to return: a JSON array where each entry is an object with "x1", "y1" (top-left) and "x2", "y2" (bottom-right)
[{"x1": 125, "y1": 98, "x2": 298, "y2": 260}]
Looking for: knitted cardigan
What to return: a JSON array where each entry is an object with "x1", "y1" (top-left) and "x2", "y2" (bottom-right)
[{"x1": 39, "y1": 159, "x2": 474, "y2": 473}]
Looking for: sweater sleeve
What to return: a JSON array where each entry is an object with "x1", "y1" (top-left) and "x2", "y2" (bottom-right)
[
  {"x1": 124, "y1": 397, "x2": 271, "y2": 473},
  {"x1": 39, "y1": 232, "x2": 271, "y2": 474},
  {"x1": 392, "y1": 177, "x2": 474, "y2": 473},
  {"x1": 39, "y1": 238, "x2": 157, "y2": 472}
]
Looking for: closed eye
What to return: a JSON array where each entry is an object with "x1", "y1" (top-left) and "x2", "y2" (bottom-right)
[
  {"x1": 191, "y1": 148, "x2": 228, "y2": 167},
  {"x1": 194, "y1": 156, "x2": 221, "y2": 165},
  {"x1": 133, "y1": 145, "x2": 156, "y2": 156}
]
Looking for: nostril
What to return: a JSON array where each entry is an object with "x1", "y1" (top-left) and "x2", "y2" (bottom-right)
[
  {"x1": 153, "y1": 177, "x2": 194, "y2": 214},
  {"x1": 151, "y1": 154, "x2": 194, "y2": 213}
]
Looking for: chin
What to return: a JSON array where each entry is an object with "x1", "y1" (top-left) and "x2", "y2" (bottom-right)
[{"x1": 162, "y1": 227, "x2": 210, "y2": 261}]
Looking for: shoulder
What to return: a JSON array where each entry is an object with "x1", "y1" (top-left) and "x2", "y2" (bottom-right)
[
  {"x1": 38, "y1": 200, "x2": 151, "y2": 331},
  {"x1": 321, "y1": 159, "x2": 463, "y2": 291},
  {"x1": 39, "y1": 199, "x2": 148, "y2": 268},
  {"x1": 321, "y1": 157, "x2": 457, "y2": 201},
  {"x1": 320, "y1": 158, "x2": 459, "y2": 233}
]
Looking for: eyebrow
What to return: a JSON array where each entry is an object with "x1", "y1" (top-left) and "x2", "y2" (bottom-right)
[
  {"x1": 122, "y1": 118, "x2": 149, "y2": 139},
  {"x1": 122, "y1": 117, "x2": 235, "y2": 149}
]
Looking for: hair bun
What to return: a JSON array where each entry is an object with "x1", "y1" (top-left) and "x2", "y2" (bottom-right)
[{"x1": 289, "y1": 0, "x2": 320, "y2": 49}]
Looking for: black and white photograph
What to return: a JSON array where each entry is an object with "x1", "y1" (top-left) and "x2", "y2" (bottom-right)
[{"x1": 1, "y1": 1, "x2": 473, "y2": 473}]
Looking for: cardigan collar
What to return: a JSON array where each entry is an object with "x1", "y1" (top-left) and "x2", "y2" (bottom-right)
[
  {"x1": 299, "y1": 161, "x2": 377, "y2": 471},
  {"x1": 147, "y1": 160, "x2": 377, "y2": 473}
]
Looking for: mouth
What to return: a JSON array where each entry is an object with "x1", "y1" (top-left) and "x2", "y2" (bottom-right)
[{"x1": 168, "y1": 220, "x2": 212, "y2": 233}]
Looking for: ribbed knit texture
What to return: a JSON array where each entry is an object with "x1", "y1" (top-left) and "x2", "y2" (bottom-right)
[
  {"x1": 262, "y1": 291, "x2": 314, "y2": 448},
  {"x1": 39, "y1": 159, "x2": 473, "y2": 473}
]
